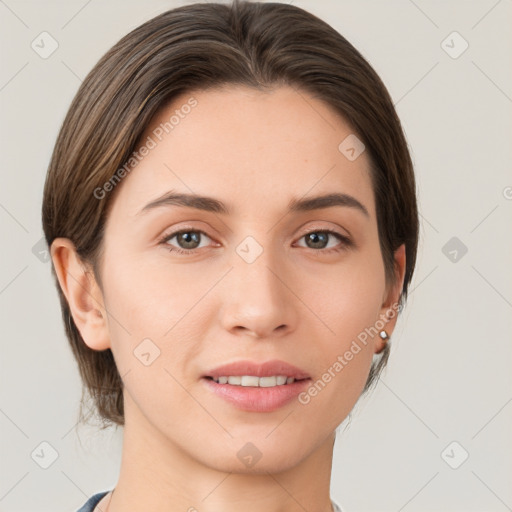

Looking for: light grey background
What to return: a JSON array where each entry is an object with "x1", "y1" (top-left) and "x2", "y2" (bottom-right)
[{"x1": 1, "y1": 1, "x2": 511, "y2": 511}]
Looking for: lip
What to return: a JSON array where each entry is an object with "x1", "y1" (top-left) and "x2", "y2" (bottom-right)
[
  {"x1": 201, "y1": 359, "x2": 311, "y2": 413},
  {"x1": 201, "y1": 376, "x2": 311, "y2": 412},
  {"x1": 203, "y1": 359, "x2": 310, "y2": 379}
]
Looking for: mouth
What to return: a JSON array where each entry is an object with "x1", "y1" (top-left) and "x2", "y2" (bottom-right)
[
  {"x1": 203, "y1": 358, "x2": 311, "y2": 382},
  {"x1": 201, "y1": 376, "x2": 311, "y2": 412},
  {"x1": 202, "y1": 375, "x2": 310, "y2": 387},
  {"x1": 200, "y1": 359, "x2": 312, "y2": 412}
]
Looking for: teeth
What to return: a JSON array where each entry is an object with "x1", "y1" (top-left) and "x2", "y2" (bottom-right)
[{"x1": 211, "y1": 375, "x2": 296, "y2": 387}]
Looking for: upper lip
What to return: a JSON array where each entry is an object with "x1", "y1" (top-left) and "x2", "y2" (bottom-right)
[{"x1": 204, "y1": 359, "x2": 311, "y2": 380}]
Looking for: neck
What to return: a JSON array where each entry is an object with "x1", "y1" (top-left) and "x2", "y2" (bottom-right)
[{"x1": 107, "y1": 393, "x2": 336, "y2": 512}]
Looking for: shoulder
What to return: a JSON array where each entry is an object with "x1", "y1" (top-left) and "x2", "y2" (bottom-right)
[{"x1": 75, "y1": 490, "x2": 111, "y2": 512}]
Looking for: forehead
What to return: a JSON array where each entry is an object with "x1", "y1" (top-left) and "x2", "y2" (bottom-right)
[{"x1": 109, "y1": 85, "x2": 375, "y2": 220}]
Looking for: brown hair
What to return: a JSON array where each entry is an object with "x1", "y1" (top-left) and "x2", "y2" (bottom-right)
[{"x1": 42, "y1": 0, "x2": 419, "y2": 428}]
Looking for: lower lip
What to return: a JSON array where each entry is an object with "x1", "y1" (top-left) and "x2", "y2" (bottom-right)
[{"x1": 201, "y1": 377, "x2": 311, "y2": 412}]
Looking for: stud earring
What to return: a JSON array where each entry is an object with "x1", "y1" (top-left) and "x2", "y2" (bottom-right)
[{"x1": 375, "y1": 330, "x2": 389, "y2": 354}]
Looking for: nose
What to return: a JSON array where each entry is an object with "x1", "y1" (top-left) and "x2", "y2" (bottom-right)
[{"x1": 218, "y1": 248, "x2": 298, "y2": 339}]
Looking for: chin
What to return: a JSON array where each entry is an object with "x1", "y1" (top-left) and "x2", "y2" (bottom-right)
[
  {"x1": 195, "y1": 434, "x2": 312, "y2": 475},
  {"x1": 206, "y1": 450, "x2": 307, "y2": 475}
]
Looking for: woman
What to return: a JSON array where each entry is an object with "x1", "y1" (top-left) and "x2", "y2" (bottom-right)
[{"x1": 42, "y1": 1, "x2": 419, "y2": 511}]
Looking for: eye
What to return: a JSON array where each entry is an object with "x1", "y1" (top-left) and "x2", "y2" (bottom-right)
[
  {"x1": 295, "y1": 229, "x2": 352, "y2": 253},
  {"x1": 158, "y1": 227, "x2": 352, "y2": 257},
  {"x1": 158, "y1": 229, "x2": 213, "y2": 255}
]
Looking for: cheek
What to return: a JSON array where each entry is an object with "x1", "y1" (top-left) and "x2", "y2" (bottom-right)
[
  {"x1": 103, "y1": 248, "x2": 211, "y2": 334},
  {"x1": 100, "y1": 252, "x2": 210, "y2": 384},
  {"x1": 298, "y1": 287, "x2": 380, "y2": 428},
  {"x1": 309, "y1": 246, "x2": 386, "y2": 338},
  {"x1": 300, "y1": 249, "x2": 385, "y2": 408},
  {"x1": 100, "y1": 257, "x2": 205, "y2": 421}
]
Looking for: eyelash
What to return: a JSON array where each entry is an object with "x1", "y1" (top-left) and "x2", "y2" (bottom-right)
[{"x1": 158, "y1": 228, "x2": 352, "y2": 256}]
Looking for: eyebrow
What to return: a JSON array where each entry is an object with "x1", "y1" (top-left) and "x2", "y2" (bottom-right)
[{"x1": 137, "y1": 191, "x2": 369, "y2": 218}]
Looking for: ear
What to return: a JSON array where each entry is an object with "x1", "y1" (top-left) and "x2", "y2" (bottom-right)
[
  {"x1": 50, "y1": 237, "x2": 110, "y2": 351},
  {"x1": 374, "y1": 243, "x2": 406, "y2": 354}
]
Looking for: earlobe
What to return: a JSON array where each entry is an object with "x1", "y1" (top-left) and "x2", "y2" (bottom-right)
[
  {"x1": 375, "y1": 243, "x2": 406, "y2": 354},
  {"x1": 50, "y1": 237, "x2": 111, "y2": 351}
]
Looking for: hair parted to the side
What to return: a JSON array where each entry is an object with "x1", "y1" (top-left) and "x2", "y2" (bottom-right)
[{"x1": 42, "y1": 0, "x2": 419, "y2": 428}]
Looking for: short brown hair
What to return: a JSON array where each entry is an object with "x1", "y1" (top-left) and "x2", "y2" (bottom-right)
[{"x1": 42, "y1": 0, "x2": 419, "y2": 428}]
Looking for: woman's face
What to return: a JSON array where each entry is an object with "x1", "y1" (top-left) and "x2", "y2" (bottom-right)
[{"x1": 91, "y1": 85, "x2": 403, "y2": 472}]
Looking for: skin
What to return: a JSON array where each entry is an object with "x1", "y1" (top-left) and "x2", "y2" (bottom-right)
[{"x1": 52, "y1": 85, "x2": 405, "y2": 512}]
